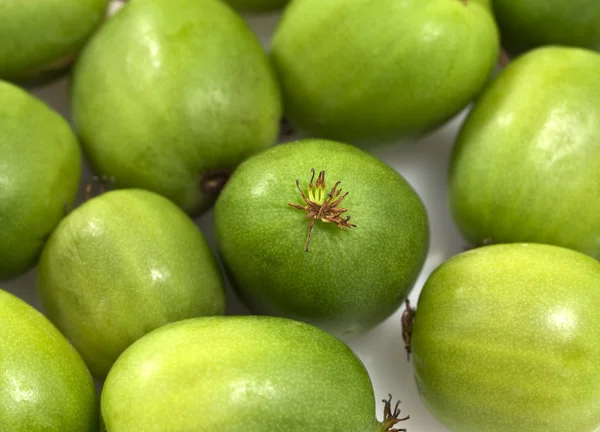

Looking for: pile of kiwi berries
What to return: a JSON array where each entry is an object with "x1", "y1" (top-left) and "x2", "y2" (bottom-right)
[{"x1": 1, "y1": 1, "x2": 599, "y2": 431}]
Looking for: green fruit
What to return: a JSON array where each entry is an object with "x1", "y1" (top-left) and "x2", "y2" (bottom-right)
[
  {"x1": 214, "y1": 139, "x2": 429, "y2": 337},
  {"x1": 0, "y1": 81, "x2": 81, "y2": 281},
  {"x1": 36, "y1": 189, "x2": 226, "y2": 379},
  {"x1": 71, "y1": 0, "x2": 282, "y2": 216},
  {"x1": 411, "y1": 243, "x2": 600, "y2": 432},
  {"x1": 223, "y1": 0, "x2": 289, "y2": 12},
  {"x1": 271, "y1": 0, "x2": 499, "y2": 144},
  {"x1": 0, "y1": 289, "x2": 97, "y2": 431},
  {"x1": 449, "y1": 46, "x2": 600, "y2": 258},
  {"x1": 102, "y1": 316, "x2": 408, "y2": 432},
  {"x1": 473, "y1": 0, "x2": 491, "y2": 9},
  {"x1": 0, "y1": 0, "x2": 108, "y2": 84},
  {"x1": 492, "y1": 0, "x2": 600, "y2": 56}
]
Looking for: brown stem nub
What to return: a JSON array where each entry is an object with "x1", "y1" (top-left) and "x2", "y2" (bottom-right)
[
  {"x1": 381, "y1": 395, "x2": 410, "y2": 432},
  {"x1": 498, "y1": 48, "x2": 511, "y2": 68},
  {"x1": 200, "y1": 168, "x2": 232, "y2": 194},
  {"x1": 84, "y1": 176, "x2": 115, "y2": 201},
  {"x1": 401, "y1": 300, "x2": 416, "y2": 362}
]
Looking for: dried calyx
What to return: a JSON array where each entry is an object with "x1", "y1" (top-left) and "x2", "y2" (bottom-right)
[
  {"x1": 288, "y1": 168, "x2": 356, "y2": 252},
  {"x1": 380, "y1": 394, "x2": 410, "y2": 432},
  {"x1": 401, "y1": 299, "x2": 416, "y2": 362}
]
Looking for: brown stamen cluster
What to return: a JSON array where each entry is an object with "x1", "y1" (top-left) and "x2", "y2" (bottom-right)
[
  {"x1": 288, "y1": 168, "x2": 356, "y2": 252},
  {"x1": 381, "y1": 394, "x2": 410, "y2": 432}
]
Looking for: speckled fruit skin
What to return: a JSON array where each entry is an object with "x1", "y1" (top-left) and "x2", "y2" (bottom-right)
[
  {"x1": 0, "y1": 290, "x2": 98, "y2": 431},
  {"x1": 102, "y1": 316, "x2": 389, "y2": 432},
  {"x1": 214, "y1": 139, "x2": 429, "y2": 337},
  {"x1": 449, "y1": 47, "x2": 600, "y2": 258},
  {"x1": 492, "y1": 0, "x2": 600, "y2": 56},
  {"x1": 71, "y1": 0, "x2": 282, "y2": 215},
  {"x1": 270, "y1": 0, "x2": 499, "y2": 144},
  {"x1": 36, "y1": 189, "x2": 226, "y2": 380},
  {"x1": 223, "y1": 0, "x2": 289, "y2": 12},
  {"x1": 0, "y1": 0, "x2": 108, "y2": 83},
  {"x1": 0, "y1": 81, "x2": 81, "y2": 281},
  {"x1": 411, "y1": 243, "x2": 600, "y2": 432}
]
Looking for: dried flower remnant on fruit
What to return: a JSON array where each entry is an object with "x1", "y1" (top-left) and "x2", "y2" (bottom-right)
[
  {"x1": 288, "y1": 168, "x2": 356, "y2": 252},
  {"x1": 381, "y1": 394, "x2": 410, "y2": 432},
  {"x1": 402, "y1": 300, "x2": 416, "y2": 362}
]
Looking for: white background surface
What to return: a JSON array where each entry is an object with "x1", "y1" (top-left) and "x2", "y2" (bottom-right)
[{"x1": 3, "y1": 9, "x2": 476, "y2": 431}]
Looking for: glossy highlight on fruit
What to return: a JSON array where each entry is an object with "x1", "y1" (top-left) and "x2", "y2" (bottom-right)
[
  {"x1": 0, "y1": 80, "x2": 81, "y2": 281},
  {"x1": 411, "y1": 243, "x2": 600, "y2": 432},
  {"x1": 36, "y1": 189, "x2": 226, "y2": 379},
  {"x1": 0, "y1": 0, "x2": 108, "y2": 84},
  {"x1": 271, "y1": 0, "x2": 499, "y2": 144},
  {"x1": 449, "y1": 46, "x2": 600, "y2": 258},
  {"x1": 493, "y1": 0, "x2": 600, "y2": 56},
  {"x1": 102, "y1": 316, "x2": 408, "y2": 432},
  {"x1": 215, "y1": 139, "x2": 429, "y2": 337},
  {"x1": 71, "y1": 0, "x2": 282, "y2": 215},
  {"x1": 0, "y1": 289, "x2": 97, "y2": 431}
]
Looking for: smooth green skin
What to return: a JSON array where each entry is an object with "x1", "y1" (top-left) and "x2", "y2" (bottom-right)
[
  {"x1": 0, "y1": 290, "x2": 98, "y2": 431},
  {"x1": 411, "y1": 243, "x2": 600, "y2": 432},
  {"x1": 102, "y1": 316, "x2": 386, "y2": 432},
  {"x1": 71, "y1": 0, "x2": 282, "y2": 216},
  {"x1": 214, "y1": 139, "x2": 429, "y2": 337},
  {"x1": 36, "y1": 189, "x2": 226, "y2": 380},
  {"x1": 223, "y1": 0, "x2": 289, "y2": 12},
  {"x1": 271, "y1": 0, "x2": 499, "y2": 144},
  {"x1": 0, "y1": 0, "x2": 108, "y2": 83},
  {"x1": 450, "y1": 47, "x2": 600, "y2": 258},
  {"x1": 492, "y1": 0, "x2": 600, "y2": 56},
  {"x1": 0, "y1": 81, "x2": 81, "y2": 281},
  {"x1": 473, "y1": 0, "x2": 491, "y2": 9}
]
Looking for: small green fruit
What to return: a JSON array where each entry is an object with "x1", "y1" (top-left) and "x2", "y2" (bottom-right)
[
  {"x1": 36, "y1": 189, "x2": 226, "y2": 379},
  {"x1": 215, "y1": 139, "x2": 429, "y2": 337},
  {"x1": 271, "y1": 0, "x2": 499, "y2": 144},
  {"x1": 0, "y1": 0, "x2": 108, "y2": 84},
  {"x1": 449, "y1": 46, "x2": 600, "y2": 258},
  {"x1": 71, "y1": 0, "x2": 282, "y2": 215},
  {"x1": 0, "y1": 80, "x2": 81, "y2": 281},
  {"x1": 411, "y1": 243, "x2": 600, "y2": 432},
  {"x1": 102, "y1": 316, "x2": 408, "y2": 432},
  {"x1": 0, "y1": 289, "x2": 98, "y2": 431},
  {"x1": 492, "y1": 0, "x2": 600, "y2": 56},
  {"x1": 222, "y1": 0, "x2": 289, "y2": 12}
]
